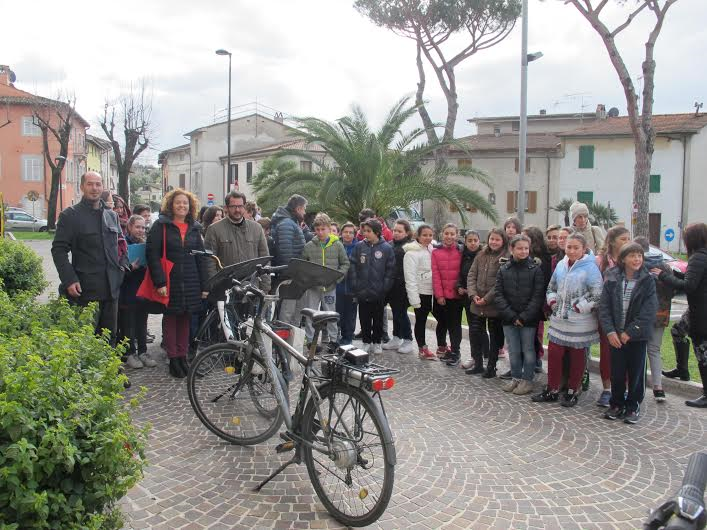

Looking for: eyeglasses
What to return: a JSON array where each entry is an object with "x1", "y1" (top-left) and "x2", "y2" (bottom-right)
[{"x1": 227, "y1": 204, "x2": 245, "y2": 209}]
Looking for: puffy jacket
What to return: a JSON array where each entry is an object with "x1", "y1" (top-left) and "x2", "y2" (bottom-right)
[
  {"x1": 457, "y1": 246, "x2": 482, "y2": 289},
  {"x1": 432, "y1": 244, "x2": 463, "y2": 300},
  {"x1": 301, "y1": 234, "x2": 350, "y2": 291},
  {"x1": 337, "y1": 240, "x2": 358, "y2": 296},
  {"x1": 495, "y1": 256, "x2": 546, "y2": 327},
  {"x1": 660, "y1": 248, "x2": 707, "y2": 337},
  {"x1": 546, "y1": 252, "x2": 603, "y2": 348},
  {"x1": 467, "y1": 246, "x2": 509, "y2": 318},
  {"x1": 270, "y1": 206, "x2": 307, "y2": 266},
  {"x1": 146, "y1": 215, "x2": 209, "y2": 314},
  {"x1": 644, "y1": 252, "x2": 674, "y2": 328},
  {"x1": 349, "y1": 239, "x2": 395, "y2": 301},
  {"x1": 403, "y1": 241, "x2": 433, "y2": 307},
  {"x1": 356, "y1": 217, "x2": 393, "y2": 242},
  {"x1": 599, "y1": 265, "x2": 658, "y2": 342}
]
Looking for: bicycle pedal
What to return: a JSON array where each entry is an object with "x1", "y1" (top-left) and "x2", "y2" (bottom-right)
[
  {"x1": 275, "y1": 441, "x2": 295, "y2": 453},
  {"x1": 279, "y1": 432, "x2": 293, "y2": 442}
]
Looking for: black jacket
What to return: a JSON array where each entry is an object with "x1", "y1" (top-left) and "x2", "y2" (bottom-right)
[
  {"x1": 349, "y1": 239, "x2": 396, "y2": 302},
  {"x1": 391, "y1": 237, "x2": 411, "y2": 290},
  {"x1": 52, "y1": 198, "x2": 128, "y2": 301},
  {"x1": 119, "y1": 233, "x2": 147, "y2": 306},
  {"x1": 660, "y1": 248, "x2": 707, "y2": 338},
  {"x1": 145, "y1": 215, "x2": 209, "y2": 314},
  {"x1": 457, "y1": 246, "x2": 481, "y2": 290},
  {"x1": 599, "y1": 266, "x2": 658, "y2": 342},
  {"x1": 494, "y1": 256, "x2": 545, "y2": 327}
]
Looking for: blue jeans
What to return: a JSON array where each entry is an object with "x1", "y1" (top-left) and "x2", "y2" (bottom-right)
[
  {"x1": 336, "y1": 293, "x2": 357, "y2": 345},
  {"x1": 503, "y1": 325, "x2": 537, "y2": 381}
]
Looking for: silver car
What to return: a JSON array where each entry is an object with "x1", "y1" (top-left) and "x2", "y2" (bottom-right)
[{"x1": 5, "y1": 211, "x2": 48, "y2": 232}]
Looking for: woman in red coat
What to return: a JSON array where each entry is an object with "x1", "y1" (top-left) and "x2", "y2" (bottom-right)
[{"x1": 432, "y1": 223, "x2": 464, "y2": 367}]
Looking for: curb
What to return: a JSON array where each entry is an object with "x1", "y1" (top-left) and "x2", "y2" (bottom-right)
[{"x1": 402, "y1": 311, "x2": 703, "y2": 399}]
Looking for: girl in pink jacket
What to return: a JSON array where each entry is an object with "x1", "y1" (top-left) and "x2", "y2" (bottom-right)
[{"x1": 432, "y1": 223, "x2": 464, "y2": 366}]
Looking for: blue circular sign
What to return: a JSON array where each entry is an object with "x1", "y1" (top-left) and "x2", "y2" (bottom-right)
[
  {"x1": 207, "y1": 199, "x2": 214, "y2": 206},
  {"x1": 664, "y1": 228, "x2": 675, "y2": 242}
]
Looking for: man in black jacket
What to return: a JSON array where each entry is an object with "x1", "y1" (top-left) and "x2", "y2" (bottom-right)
[{"x1": 52, "y1": 171, "x2": 130, "y2": 344}]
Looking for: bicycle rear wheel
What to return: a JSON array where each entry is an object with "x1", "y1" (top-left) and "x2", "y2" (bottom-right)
[
  {"x1": 187, "y1": 342, "x2": 284, "y2": 445},
  {"x1": 301, "y1": 384, "x2": 395, "y2": 527}
]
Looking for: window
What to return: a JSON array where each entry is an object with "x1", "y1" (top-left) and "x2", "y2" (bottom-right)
[
  {"x1": 578, "y1": 145, "x2": 595, "y2": 169},
  {"x1": 179, "y1": 153, "x2": 184, "y2": 161},
  {"x1": 22, "y1": 116, "x2": 41, "y2": 136},
  {"x1": 577, "y1": 191, "x2": 594, "y2": 205},
  {"x1": 179, "y1": 173, "x2": 186, "y2": 188},
  {"x1": 511, "y1": 121, "x2": 520, "y2": 132},
  {"x1": 514, "y1": 157, "x2": 531, "y2": 173},
  {"x1": 300, "y1": 160, "x2": 313, "y2": 173},
  {"x1": 457, "y1": 158, "x2": 472, "y2": 169},
  {"x1": 194, "y1": 171, "x2": 201, "y2": 193},
  {"x1": 493, "y1": 126, "x2": 501, "y2": 136},
  {"x1": 506, "y1": 190, "x2": 538, "y2": 213},
  {"x1": 488, "y1": 192, "x2": 496, "y2": 205},
  {"x1": 194, "y1": 138, "x2": 199, "y2": 157},
  {"x1": 230, "y1": 163, "x2": 239, "y2": 183},
  {"x1": 246, "y1": 162, "x2": 253, "y2": 183},
  {"x1": 650, "y1": 174, "x2": 661, "y2": 193},
  {"x1": 22, "y1": 155, "x2": 43, "y2": 181}
]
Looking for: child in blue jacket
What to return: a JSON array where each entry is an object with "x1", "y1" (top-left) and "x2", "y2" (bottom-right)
[
  {"x1": 336, "y1": 222, "x2": 359, "y2": 345},
  {"x1": 350, "y1": 219, "x2": 395, "y2": 354}
]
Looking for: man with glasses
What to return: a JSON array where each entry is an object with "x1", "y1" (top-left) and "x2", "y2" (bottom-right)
[{"x1": 203, "y1": 191, "x2": 270, "y2": 292}]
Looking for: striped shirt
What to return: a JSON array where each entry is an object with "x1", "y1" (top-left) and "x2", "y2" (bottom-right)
[{"x1": 620, "y1": 279, "x2": 636, "y2": 329}]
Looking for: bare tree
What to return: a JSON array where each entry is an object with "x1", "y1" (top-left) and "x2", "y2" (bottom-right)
[
  {"x1": 99, "y1": 82, "x2": 152, "y2": 205},
  {"x1": 355, "y1": 0, "x2": 521, "y2": 144},
  {"x1": 32, "y1": 94, "x2": 76, "y2": 230},
  {"x1": 562, "y1": 0, "x2": 680, "y2": 237}
]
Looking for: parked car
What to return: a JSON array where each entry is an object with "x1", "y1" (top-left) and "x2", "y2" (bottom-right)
[
  {"x1": 388, "y1": 207, "x2": 426, "y2": 232},
  {"x1": 649, "y1": 245, "x2": 688, "y2": 274},
  {"x1": 4, "y1": 211, "x2": 48, "y2": 232}
]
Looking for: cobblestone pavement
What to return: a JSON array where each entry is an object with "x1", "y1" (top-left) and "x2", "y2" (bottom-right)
[{"x1": 25, "y1": 241, "x2": 707, "y2": 529}]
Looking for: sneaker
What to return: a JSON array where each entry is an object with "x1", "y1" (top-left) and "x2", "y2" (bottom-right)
[
  {"x1": 383, "y1": 337, "x2": 402, "y2": 350},
  {"x1": 502, "y1": 379, "x2": 520, "y2": 393},
  {"x1": 582, "y1": 370, "x2": 591, "y2": 391},
  {"x1": 419, "y1": 347, "x2": 437, "y2": 360},
  {"x1": 653, "y1": 389, "x2": 666, "y2": 403},
  {"x1": 499, "y1": 370, "x2": 512, "y2": 380},
  {"x1": 126, "y1": 354, "x2": 144, "y2": 369},
  {"x1": 440, "y1": 351, "x2": 456, "y2": 363},
  {"x1": 461, "y1": 359, "x2": 475, "y2": 370},
  {"x1": 397, "y1": 340, "x2": 415, "y2": 354},
  {"x1": 138, "y1": 353, "x2": 157, "y2": 367},
  {"x1": 623, "y1": 410, "x2": 640, "y2": 424},
  {"x1": 604, "y1": 406, "x2": 625, "y2": 420},
  {"x1": 532, "y1": 388, "x2": 559, "y2": 402},
  {"x1": 362, "y1": 343, "x2": 372, "y2": 353},
  {"x1": 596, "y1": 390, "x2": 612, "y2": 408},
  {"x1": 372, "y1": 343, "x2": 383, "y2": 355},
  {"x1": 445, "y1": 354, "x2": 460, "y2": 367},
  {"x1": 381, "y1": 333, "x2": 390, "y2": 343},
  {"x1": 561, "y1": 389, "x2": 579, "y2": 408},
  {"x1": 466, "y1": 365, "x2": 485, "y2": 375},
  {"x1": 435, "y1": 346, "x2": 449, "y2": 358},
  {"x1": 513, "y1": 380, "x2": 534, "y2": 395}
]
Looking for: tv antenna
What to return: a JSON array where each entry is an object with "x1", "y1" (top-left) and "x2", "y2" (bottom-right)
[{"x1": 695, "y1": 102, "x2": 704, "y2": 116}]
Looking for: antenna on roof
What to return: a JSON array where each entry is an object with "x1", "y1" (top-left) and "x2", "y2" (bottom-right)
[{"x1": 695, "y1": 102, "x2": 703, "y2": 117}]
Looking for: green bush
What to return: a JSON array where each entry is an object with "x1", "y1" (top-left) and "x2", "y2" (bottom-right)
[
  {"x1": 0, "y1": 239, "x2": 47, "y2": 297},
  {"x1": 0, "y1": 291, "x2": 148, "y2": 529}
]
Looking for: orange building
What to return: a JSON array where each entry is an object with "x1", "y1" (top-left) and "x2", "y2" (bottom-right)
[{"x1": 0, "y1": 64, "x2": 90, "y2": 220}]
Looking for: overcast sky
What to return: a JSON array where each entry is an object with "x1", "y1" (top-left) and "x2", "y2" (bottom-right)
[{"x1": 2, "y1": 0, "x2": 704, "y2": 164}]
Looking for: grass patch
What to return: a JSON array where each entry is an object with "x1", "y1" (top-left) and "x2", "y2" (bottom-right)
[{"x1": 7, "y1": 231, "x2": 54, "y2": 240}]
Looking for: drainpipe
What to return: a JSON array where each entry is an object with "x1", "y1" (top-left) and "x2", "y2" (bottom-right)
[
  {"x1": 545, "y1": 154, "x2": 551, "y2": 227},
  {"x1": 679, "y1": 134, "x2": 687, "y2": 253}
]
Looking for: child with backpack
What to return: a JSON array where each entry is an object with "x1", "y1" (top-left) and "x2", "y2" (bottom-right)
[
  {"x1": 404, "y1": 225, "x2": 436, "y2": 360},
  {"x1": 383, "y1": 220, "x2": 416, "y2": 354},
  {"x1": 599, "y1": 242, "x2": 658, "y2": 423},
  {"x1": 349, "y1": 219, "x2": 395, "y2": 354},
  {"x1": 432, "y1": 223, "x2": 464, "y2": 366},
  {"x1": 532, "y1": 233, "x2": 603, "y2": 407},
  {"x1": 301, "y1": 213, "x2": 349, "y2": 346}
]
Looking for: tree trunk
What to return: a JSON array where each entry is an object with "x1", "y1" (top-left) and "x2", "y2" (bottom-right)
[
  {"x1": 118, "y1": 166, "x2": 130, "y2": 204},
  {"x1": 47, "y1": 168, "x2": 61, "y2": 230},
  {"x1": 415, "y1": 38, "x2": 438, "y2": 146}
]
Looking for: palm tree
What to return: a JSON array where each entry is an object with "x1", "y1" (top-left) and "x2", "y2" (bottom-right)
[
  {"x1": 588, "y1": 202, "x2": 619, "y2": 230},
  {"x1": 252, "y1": 97, "x2": 498, "y2": 225},
  {"x1": 551, "y1": 198, "x2": 574, "y2": 227}
]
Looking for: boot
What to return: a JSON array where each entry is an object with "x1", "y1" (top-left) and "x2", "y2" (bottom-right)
[
  {"x1": 177, "y1": 357, "x2": 189, "y2": 376},
  {"x1": 169, "y1": 358, "x2": 186, "y2": 378},
  {"x1": 686, "y1": 364, "x2": 707, "y2": 408},
  {"x1": 663, "y1": 338, "x2": 691, "y2": 381},
  {"x1": 483, "y1": 350, "x2": 498, "y2": 379}
]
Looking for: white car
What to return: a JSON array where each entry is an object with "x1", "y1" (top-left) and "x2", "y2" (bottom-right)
[
  {"x1": 388, "y1": 207, "x2": 426, "y2": 231},
  {"x1": 4, "y1": 211, "x2": 48, "y2": 232}
]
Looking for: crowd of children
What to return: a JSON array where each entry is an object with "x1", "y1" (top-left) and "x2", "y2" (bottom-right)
[{"x1": 298, "y1": 202, "x2": 707, "y2": 423}]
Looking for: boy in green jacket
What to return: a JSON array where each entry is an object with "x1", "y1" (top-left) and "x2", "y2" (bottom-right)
[{"x1": 301, "y1": 213, "x2": 350, "y2": 344}]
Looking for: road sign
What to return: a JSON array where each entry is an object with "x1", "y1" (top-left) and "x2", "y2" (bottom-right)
[
  {"x1": 207, "y1": 199, "x2": 214, "y2": 206},
  {"x1": 665, "y1": 228, "x2": 675, "y2": 242},
  {"x1": 207, "y1": 193, "x2": 215, "y2": 201}
]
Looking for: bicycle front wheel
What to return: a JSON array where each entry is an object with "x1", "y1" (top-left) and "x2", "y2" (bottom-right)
[
  {"x1": 301, "y1": 384, "x2": 396, "y2": 527},
  {"x1": 187, "y1": 342, "x2": 284, "y2": 445}
]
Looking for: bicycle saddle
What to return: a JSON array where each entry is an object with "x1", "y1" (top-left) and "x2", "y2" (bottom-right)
[{"x1": 301, "y1": 308, "x2": 340, "y2": 326}]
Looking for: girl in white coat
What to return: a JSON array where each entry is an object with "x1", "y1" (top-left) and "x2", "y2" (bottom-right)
[{"x1": 404, "y1": 224, "x2": 436, "y2": 360}]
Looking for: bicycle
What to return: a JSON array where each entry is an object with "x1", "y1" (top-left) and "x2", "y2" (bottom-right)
[{"x1": 187, "y1": 259, "x2": 399, "y2": 527}]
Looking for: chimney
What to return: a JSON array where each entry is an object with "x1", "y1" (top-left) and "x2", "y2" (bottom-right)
[
  {"x1": 596, "y1": 103, "x2": 607, "y2": 120},
  {"x1": 539, "y1": 109, "x2": 547, "y2": 115},
  {"x1": 0, "y1": 65, "x2": 11, "y2": 86}
]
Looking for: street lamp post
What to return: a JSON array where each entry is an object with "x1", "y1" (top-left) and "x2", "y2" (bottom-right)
[
  {"x1": 216, "y1": 48, "x2": 232, "y2": 198},
  {"x1": 517, "y1": 0, "x2": 542, "y2": 225}
]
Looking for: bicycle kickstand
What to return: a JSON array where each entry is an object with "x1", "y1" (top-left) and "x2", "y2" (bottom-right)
[{"x1": 252, "y1": 448, "x2": 301, "y2": 492}]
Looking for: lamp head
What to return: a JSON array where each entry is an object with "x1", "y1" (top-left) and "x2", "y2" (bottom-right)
[
  {"x1": 527, "y1": 51, "x2": 544, "y2": 62},
  {"x1": 215, "y1": 49, "x2": 231, "y2": 56}
]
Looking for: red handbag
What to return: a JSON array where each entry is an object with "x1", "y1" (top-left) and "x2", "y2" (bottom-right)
[{"x1": 137, "y1": 225, "x2": 173, "y2": 305}]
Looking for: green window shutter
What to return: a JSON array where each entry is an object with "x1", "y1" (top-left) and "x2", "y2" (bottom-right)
[
  {"x1": 578, "y1": 145, "x2": 594, "y2": 169},
  {"x1": 577, "y1": 191, "x2": 594, "y2": 205},
  {"x1": 650, "y1": 174, "x2": 661, "y2": 193}
]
